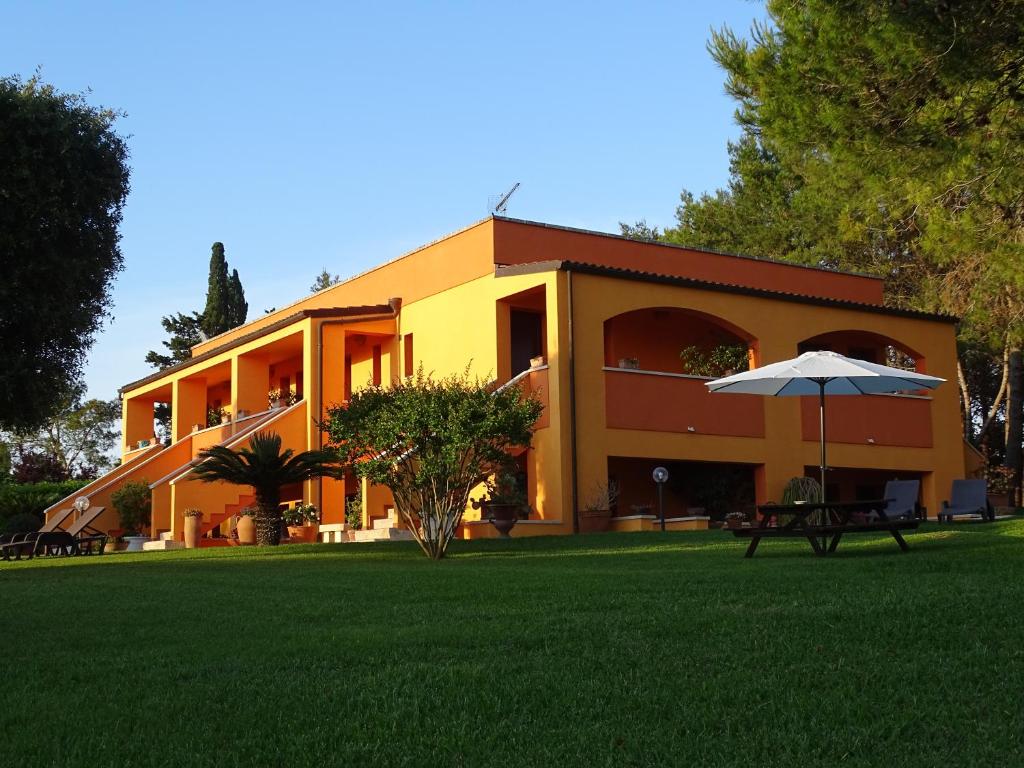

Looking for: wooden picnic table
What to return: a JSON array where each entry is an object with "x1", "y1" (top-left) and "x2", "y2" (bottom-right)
[{"x1": 732, "y1": 499, "x2": 920, "y2": 558}]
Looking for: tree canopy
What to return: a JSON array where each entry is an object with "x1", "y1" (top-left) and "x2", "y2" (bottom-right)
[
  {"x1": 0, "y1": 74, "x2": 130, "y2": 432},
  {"x1": 310, "y1": 269, "x2": 342, "y2": 292},
  {"x1": 325, "y1": 369, "x2": 543, "y2": 559},
  {"x1": 627, "y1": 0, "x2": 1024, "y2": 501}
]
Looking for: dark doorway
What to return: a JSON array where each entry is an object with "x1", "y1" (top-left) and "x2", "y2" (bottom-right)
[{"x1": 510, "y1": 310, "x2": 543, "y2": 376}]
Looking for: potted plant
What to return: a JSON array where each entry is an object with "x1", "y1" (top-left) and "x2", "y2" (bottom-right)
[
  {"x1": 679, "y1": 343, "x2": 750, "y2": 378},
  {"x1": 103, "y1": 532, "x2": 121, "y2": 554},
  {"x1": 235, "y1": 505, "x2": 257, "y2": 545},
  {"x1": 618, "y1": 357, "x2": 640, "y2": 370},
  {"x1": 530, "y1": 354, "x2": 545, "y2": 368},
  {"x1": 580, "y1": 481, "x2": 618, "y2": 533},
  {"x1": 206, "y1": 406, "x2": 227, "y2": 429},
  {"x1": 183, "y1": 507, "x2": 204, "y2": 548},
  {"x1": 111, "y1": 480, "x2": 152, "y2": 551},
  {"x1": 268, "y1": 388, "x2": 287, "y2": 409},
  {"x1": 284, "y1": 503, "x2": 320, "y2": 543},
  {"x1": 471, "y1": 465, "x2": 528, "y2": 537}
]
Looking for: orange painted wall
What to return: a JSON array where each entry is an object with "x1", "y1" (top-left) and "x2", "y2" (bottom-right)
[
  {"x1": 800, "y1": 394, "x2": 933, "y2": 448},
  {"x1": 605, "y1": 370, "x2": 764, "y2": 437}
]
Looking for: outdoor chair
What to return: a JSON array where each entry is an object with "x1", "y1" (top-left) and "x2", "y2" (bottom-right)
[
  {"x1": 0, "y1": 506, "x2": 74, "y2": 545},
  {"x1": 2, "y1": 506, "x2": 107, "y2": 561},
  {"x1": 938, "y1": 479, "x2": 994, "y2": 523},
  {"x1": 870, "y1": 479, "x2": 922, "y2": 522}
]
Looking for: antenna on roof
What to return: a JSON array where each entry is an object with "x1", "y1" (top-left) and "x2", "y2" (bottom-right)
[{"x1": 489, "y1": 182, "x2": 520, "y2": 215}]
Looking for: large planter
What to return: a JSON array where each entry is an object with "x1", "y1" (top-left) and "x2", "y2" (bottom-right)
[
  {"x1": 236, "y1": 514, "x2": 257, "y2": 545},
  {"x1": 123, "y1": 535, "x2": 151, "y2": 552},
  {"x1": 287, "y1": 524, "x2": 319, "y2": 543},
  {"x1": 482, "y1": 503, "x2": 522, "y2": 538},
  {"x1": 184, "y1": 516, "x2": 202, "y2": 548},
  {"x1": 579, "y1": 508, "x2": 612, "y2": 533}
]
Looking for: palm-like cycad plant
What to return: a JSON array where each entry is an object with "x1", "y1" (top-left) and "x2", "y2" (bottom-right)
[{"x1": 191, "y1": 431, "x2": 343, "y2": 546}]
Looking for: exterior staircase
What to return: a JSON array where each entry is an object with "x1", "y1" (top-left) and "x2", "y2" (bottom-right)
[
  {"x1": 197, "y1": 493, "x2": 255, "y2": 547},
  {"x1": 350, "y1": 514, "x2": 415, "y2": 543}
]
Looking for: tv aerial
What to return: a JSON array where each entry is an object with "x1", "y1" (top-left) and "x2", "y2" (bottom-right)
[{"x1": 489, "y1": 182, "x2": 520, "y2": 215}]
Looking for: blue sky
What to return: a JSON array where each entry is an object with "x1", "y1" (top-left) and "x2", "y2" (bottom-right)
[{"x1": 3, "y1": 1, "x2": 765, "y2": 401}]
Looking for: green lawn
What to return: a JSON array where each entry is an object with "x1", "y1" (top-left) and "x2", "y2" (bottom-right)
[{"x1": 2, "y1": 522, "x2": 1023, "y2": 767}]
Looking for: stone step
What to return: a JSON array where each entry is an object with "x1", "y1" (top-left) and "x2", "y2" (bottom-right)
[
  {"x1": 351, "y1": 528, "x2": 414, "y2": 543},
  {"x1": 142, "y1": 540, "x2": 185, "y2": 551}
]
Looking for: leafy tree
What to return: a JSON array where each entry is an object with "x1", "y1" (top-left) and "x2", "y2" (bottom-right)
[
  {"x1": 310, "y1": 269, "x2": 342, "y2": 292},
  {"x1": 325, "y1": 369, "x2": 543, "y2": 560},
  {"x1": 110, "y1": 479, "x2": 151, "y2": 535},
  {"x1": 145, "y1": 311, "x2": 204, "y2": 370},
  {"x1": 639, "y1": 1, "x2": 1024, "y2": 500},
  {"x1": 619, "y1": 220, "x2": 661, "y2": 242},
  {"x1": 191, "y1": 431, "x2": 343, "y2": 546},
  {"x1": 4, "y1": 384, "x2": 119, "y2": 481},
  {"x1": 0, "y1": 74, "x2": 130, "y2": 432}
]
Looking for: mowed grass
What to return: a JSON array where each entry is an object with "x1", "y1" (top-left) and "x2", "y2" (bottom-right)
[{"x1": 2, "y1": 522, "x2": 1024, "y2": 767}]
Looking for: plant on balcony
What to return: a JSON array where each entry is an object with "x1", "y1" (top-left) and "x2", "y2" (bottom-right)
[
  {"x1": 206, "y1": 406, "x2": 228, "y2": 429},
  {"x1": 324, "y1": 367, "x2": 543, "y2": 560},
  {"x1": 268, "y1": 388, "x2": 290, "y2": 409},
  {"x1": 191, "y1": 432, "x2": 343, "y2": 546},
  {"x1": 679, "y1": 343, "x2": 750, "y2": 378},
  {"x1": 110, "y1": 480, "x2": 151, "y2": 536}
]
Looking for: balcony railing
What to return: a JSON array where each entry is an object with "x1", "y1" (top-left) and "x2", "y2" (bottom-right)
[
  {"x1": 604, "y1": 367, "x2": 764, "y2": 437},
  {"x1": 800, "y1": 393, "x2": 932, "y2": 448}
]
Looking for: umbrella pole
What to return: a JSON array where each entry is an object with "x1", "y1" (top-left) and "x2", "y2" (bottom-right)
[{"x1": 818, "y1": 381, "x2": 827, "y2": 506}]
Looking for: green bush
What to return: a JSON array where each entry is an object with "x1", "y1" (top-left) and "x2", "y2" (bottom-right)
[
  {"x1": 0, "y1": 480, "x2": 89, "y2": 524},
  {"x1": 345, "y1": 495, "x2": 363, "y2": 530},
  {"x1": 1, "y1": 512, "x2": 43, "y2": 535},
  {"x1": 111, "y1": 480, "x2": 151, "y2": 535}
]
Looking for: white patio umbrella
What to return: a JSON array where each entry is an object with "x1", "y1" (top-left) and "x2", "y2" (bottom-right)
[{"x1": 706, "y1": 350, "x2": 945, "y2": 502}]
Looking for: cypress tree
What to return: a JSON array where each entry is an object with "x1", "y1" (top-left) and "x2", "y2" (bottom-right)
[
  {"x1": 201, "y1": 242, "x2": 231, "y2": 337},
  {"x1": 227, "y1": 268, "x2": 248, "y2": 327}
]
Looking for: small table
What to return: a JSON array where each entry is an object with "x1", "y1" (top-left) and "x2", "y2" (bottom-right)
[{"x1": 732, "y1": 499, "x2": 919, "y2": 558}]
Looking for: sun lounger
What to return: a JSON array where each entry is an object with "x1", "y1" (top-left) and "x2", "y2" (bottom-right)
[
  {"x1": 872, "y1": 479, "x2": 921, "y2": 521},
  {"x1": 0, "y1": 506, "x2": 75, "y2": 544},
  {"x1": 938, "y1": 479, "x2": 994, "y2": 522},
  {"x1": 2, "y1": 506, "x2": 107, "y2": 560}
]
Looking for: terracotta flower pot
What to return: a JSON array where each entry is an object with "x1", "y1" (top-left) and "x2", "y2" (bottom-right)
[
  {"x1": 184, "y1": 515, "x2": 202, "y2": 548},
  {"x1": 579, "y1": 508, "x2": 611, "y2": 533},
  {"x1": 287, "y1": 524, "x2": 319, "y2": 543},
  {"x1": 236, "y1": 514, "x2": 257, "y2": 545}
]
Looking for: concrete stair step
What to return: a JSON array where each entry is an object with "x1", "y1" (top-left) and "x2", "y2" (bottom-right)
[
  {"x1": 351, "y1": 528, "x2": 414, "y2": 543},
  {"x1": 142, "y1": 540, "x2": 185, "y2": 551}
]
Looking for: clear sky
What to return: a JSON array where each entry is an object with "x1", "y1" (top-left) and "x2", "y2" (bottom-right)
[{"x1": 3, "y1": 1, "x2": 766, "y2": 402}]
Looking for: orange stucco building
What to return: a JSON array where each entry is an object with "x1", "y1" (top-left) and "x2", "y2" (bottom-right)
[{"x1": 47, "y1": 217, "x2": 968, "y2": 541}]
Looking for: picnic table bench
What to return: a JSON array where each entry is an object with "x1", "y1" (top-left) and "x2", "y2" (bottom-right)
[{"x1": 732, "y1": 499, "x2": 920, "y2": 557}]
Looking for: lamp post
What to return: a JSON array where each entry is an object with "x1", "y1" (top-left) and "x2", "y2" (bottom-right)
[{"x1": 652, "y1": 466, "x2": 669, "y2": 531}]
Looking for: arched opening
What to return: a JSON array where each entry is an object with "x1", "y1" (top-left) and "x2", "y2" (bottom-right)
[
  {"x1": 603, "y1": 307, "x2": 757, "y2": 377},
  {"x1": 798, "y1": 330, "x2": 925, "y2": 372}
]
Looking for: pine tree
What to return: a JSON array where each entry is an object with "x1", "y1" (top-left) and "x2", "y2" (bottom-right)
[
  {"x1": 227, "y1": 268, "x2": 248, "y2": 327},
  {"x1": 310, "y1": 268, "x2": 341, "y2": 292},
  {"x1": 201, "y1": 242, "x2": 231, "y2": 338}
]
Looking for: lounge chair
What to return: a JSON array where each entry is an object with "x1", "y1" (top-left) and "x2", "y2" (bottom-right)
[
  {"x1": 2, "y1": 506, "x2": 107, "y2": 560},
  {"x1": 871, "y1": 480, "x2": 922, "y2": 522},
  {"x1": 938, "y1": 479, "x2": 994, "y2": 523},
  {"x1": 0, "y1": 506, "x2": 74, "y2": 544}
]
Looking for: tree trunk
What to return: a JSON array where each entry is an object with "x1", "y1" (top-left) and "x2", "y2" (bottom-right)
[
  {"x1": 254, "y1": 490, "x2": 282, "y2": 546},
  {"x1": 957, "y1": 360, "x2": 972, "y2": 440},
  {"x1": 1005, "y1": 347, "x2": 1023, "y2": 507}
]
